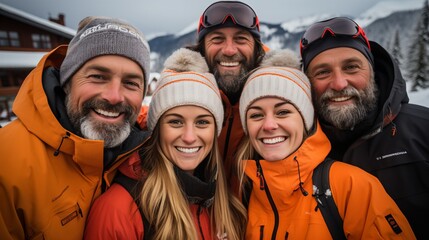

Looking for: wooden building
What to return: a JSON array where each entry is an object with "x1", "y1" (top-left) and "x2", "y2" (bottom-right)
[{"x1": 0, "y1": 3, "x2": 75, "y2": 121}]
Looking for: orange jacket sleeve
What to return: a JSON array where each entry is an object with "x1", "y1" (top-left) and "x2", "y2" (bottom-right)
[
  {"x1": 331, "y1": 161, "x2": 416, "y2": 239},
  {"x1": 84, "y1": 184, "x2": 143, "y2": 240}
]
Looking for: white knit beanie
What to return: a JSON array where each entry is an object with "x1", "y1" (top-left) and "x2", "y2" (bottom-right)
[
  {"x1": 60, "y1": 16, "x2": 150, "y2": 96},
  {"x1": 147, "y1": 48, "x2": 224, "y2": 136},
  {"x1": 239, "y1": 49, "x2": 314, "y2": 133}
]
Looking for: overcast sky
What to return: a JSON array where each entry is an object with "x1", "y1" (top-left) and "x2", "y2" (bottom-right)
[{"x1": 0, "y1": 0, "x2": 419, "y2": 38}]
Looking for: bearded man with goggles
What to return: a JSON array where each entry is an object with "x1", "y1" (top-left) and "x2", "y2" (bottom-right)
[
  {"x1": 185, "y1": 1, "x2": 267, "y2": 196},
  {"x1": 301, "y1": 16, "x2": 429, "y2": 239}
]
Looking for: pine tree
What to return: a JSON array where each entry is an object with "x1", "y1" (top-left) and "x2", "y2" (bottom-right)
[
  {"x1": 407, "y1": 0, "x2": 429, "y2": 91},
  {"x1": 391, "y1": 30, "x2": 403, "y2": 68}
]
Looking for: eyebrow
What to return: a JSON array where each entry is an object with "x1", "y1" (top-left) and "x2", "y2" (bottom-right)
[
  {"x1": 343, "y1": 57, "x2": 364, "y2": 65},
  {"x1": 163, "y1": 113, "x2": 214, "y2": 119},
  {"x1": 310, "y1": 56, "x2": 364, "y2": 71},
  {"x1": 85, "y1": 64, "x2": 144, "y2": 80},
  {"x1": 86, "y1": 65, "x2": 111, "y2": 73},
  {"x1": 248, "y1": 100, "x2": 289, "y2": 111}
]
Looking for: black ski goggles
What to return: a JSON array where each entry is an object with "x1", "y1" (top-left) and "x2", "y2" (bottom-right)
[
  {"x1": 300, "y1": 17, "x2": 370, "y2": 55},
  {"x1": 198, "y1": 1, "x2": 260, "y2": 33}
]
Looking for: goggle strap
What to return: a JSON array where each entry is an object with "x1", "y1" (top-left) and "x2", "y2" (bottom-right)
[{"x1": 198, "y1": 15, "x2": 204, "y2": 33}]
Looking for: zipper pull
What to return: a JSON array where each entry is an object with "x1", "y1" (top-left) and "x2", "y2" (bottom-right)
[
  {"x1": 256, "y1": 160, "x2": 265, "y2": 190},
  {"x1": 77, "y1": 202, "x2": 83, "y2": 217},
  {"x1": 391, "y1": 123, "x2": 397, "y2": 136}
]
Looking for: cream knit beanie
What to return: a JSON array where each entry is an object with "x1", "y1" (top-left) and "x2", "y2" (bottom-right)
[
  {"x1": 147, "y1": 48, "x2": 224, "y2": 136},
  {"x1": 239, "y1": 49, "x2": 314, "y2": 133}
]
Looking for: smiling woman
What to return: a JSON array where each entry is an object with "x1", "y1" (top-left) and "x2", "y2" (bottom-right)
[
  {"x1": 159, "y1": 105, "x2": 216, "y2": 174},
  {"x1": 235, "y1": 49, "x2": 415, "y2": 239},
  {"x1": 84, "y1": 48, "x2": 247, "y2": 240}
]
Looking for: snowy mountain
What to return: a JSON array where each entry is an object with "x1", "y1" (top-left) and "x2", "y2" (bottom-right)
[
  {"x1": 356, "y1": 0, "x2": 423, "y2": 27},
  {"x1": 148, "y1": 1, "x2": 424, "y2": 73}
]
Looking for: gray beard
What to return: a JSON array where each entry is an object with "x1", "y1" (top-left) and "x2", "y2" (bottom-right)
[
  {"x1": 79, "y1": 116, "x2": 131, "y2": 148},
  {"x1": 314, "y1": 74, "x2": 378, "y2": 130},
  {"x1": 65, "y1": 96, "x2": 135, "y2": 148}
]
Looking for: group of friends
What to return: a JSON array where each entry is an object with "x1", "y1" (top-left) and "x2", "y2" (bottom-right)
[{"x1": 0, "y1": 1, "x2": 428, "y2": 239}]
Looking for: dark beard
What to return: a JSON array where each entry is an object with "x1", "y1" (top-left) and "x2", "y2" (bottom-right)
[
  {"x1": 65, "y1": 96, "x2": 137, "y2": 148},
  {"x1": 314, "y1": 74, "x2": 378, "y2": 130},
  {"x1": 213, "y1": 67, "x2": 248, "y2": 104},
  {"x1": 208, "y1": 54, "x2": 256, "y2": 104}
]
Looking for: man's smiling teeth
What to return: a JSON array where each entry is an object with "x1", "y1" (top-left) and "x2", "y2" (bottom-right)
[
  {"x1": 176, "y1": 147, "x2": 199, "y2": 153},
  {"x1": 262, "y1": 137, "x2": 285, "y2": 144},
  {"x1": 94, "y1": 109, "x2": 120, "y2": 117},
  {"x1": 220, "y1": 61, "x2": 239, "y2": 67},
  {"x1": 331, "y1": 96, "x2": 352, "y2": 102}
]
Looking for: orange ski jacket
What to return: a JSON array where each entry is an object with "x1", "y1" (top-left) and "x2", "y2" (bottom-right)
[
  {"x1": 0, "y1": 46, "x2": 146, "y2": 240},
  {"x1": 244, "y1": 123, "x2": 415, "y2": 239}
]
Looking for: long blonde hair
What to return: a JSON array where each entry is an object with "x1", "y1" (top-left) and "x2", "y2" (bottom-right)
[
  {"x1": 139, "y1": 123, "x2": 247, "y2": 240},
  {"x1": 235, "y1": 137, "x2": 254, "y2": 199}
]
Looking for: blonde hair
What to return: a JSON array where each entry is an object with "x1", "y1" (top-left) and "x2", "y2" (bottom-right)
[
  {"x1": 140, "y1": 123, "x2": 247, "y2": 240},
  {"x1": 236, "y1": 137, "x2": 253, "y2": 198}
]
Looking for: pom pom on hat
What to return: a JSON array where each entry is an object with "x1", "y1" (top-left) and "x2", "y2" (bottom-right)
[
  {"x1": 148, "y1": 48, "x2": 224, "y2": 135},
  {"x1": 164, "y1": 48, "x2": 209, "y2": 73},
  {"x1": 260, "y1": 49, "x2": 301, "y2": 69},
  {"x1": 239, "y1": 49, "x2": 314, "y2": 133}
]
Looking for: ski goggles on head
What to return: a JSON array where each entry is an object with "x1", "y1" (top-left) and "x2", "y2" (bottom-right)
[
  {"x1": 300, "y1": 17, "x2": 371, "y2": 55},
  {"x1": 197, "y1": 1, "x2": 260, "y2": 33}
]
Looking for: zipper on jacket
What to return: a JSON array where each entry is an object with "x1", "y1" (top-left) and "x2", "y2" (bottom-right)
[
  {"x1": 256, "y1": 162, "x2": 265, "y2": 190},
  {"x1": 285, "y1": 231, "x2": 289, "y2": 239},
  {"x1": 255, "y1": 159, "x2": 279, "y2": 240},
  {"x1": 222, "y1": 113, "x2": 234, "y2": 161},
  {"x1": 197, "y1": 205, "x2": 205, "y2": 240},
  {"x1": 77, "y1": 202, "x2": 83, "y2": 217},
  {"x1": 259, "y1": 225, "x2": 264, "y2": 240}
]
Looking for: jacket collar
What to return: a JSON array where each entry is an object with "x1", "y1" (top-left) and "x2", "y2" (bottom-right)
[
  {"x1": 245, "y1": 122, "x2": 331, "y2": 196},
  {"x1": 174, "y1": 157, "x2": 216, "y2": 208}
]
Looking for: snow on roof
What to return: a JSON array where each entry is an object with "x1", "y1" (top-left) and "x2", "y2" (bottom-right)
[
  {"x1": 0, "y1": 3, "x2": 76, "y2": 37},
  {"x1": 0, "y1": 50, "x2": 47, "y2": 68}
]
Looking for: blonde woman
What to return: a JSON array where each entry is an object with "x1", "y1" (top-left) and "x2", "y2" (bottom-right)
[{"x1": 84, "y1": 48, "x2": 246, "y2": 240}]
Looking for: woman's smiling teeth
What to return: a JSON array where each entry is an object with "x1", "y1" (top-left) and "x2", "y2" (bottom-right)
[
  {"x1": 220, "y1": 61, "x2": 239, "y2": 67},
  {"x1": 261, "y1": 137, "x2": 286, "y2": 144},
  {"x1": 176, "y1": 147, "x2": 200, "y2": 153},
  {"x1": 94, "y1": 109, "x2": 120, "y2": 118}
]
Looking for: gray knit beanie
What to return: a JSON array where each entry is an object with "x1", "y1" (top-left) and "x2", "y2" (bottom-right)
[
  {"x1": 60, "y1": 16, "x2": 150, "y2": 96},
  {"x1": 147, "y1": 48, "x2": 224, "y2": 136},
  {"x1": 240, "y1": 49, "x2": 314, "y2": 133}
]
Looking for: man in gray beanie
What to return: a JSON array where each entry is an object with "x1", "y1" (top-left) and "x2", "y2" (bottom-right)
[
  {"x1": 0, "y1": 16, "x2": 150, "y2": 240},
  {"x1": 300, "y1": 16, "x2": 429, "y2": 238}
]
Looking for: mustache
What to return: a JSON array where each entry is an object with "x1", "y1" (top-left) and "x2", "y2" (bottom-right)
[
  {"x1": 214, "y1": 54, "x2": 244, "y2": 63},
  {"x1": 81, "y1": 98, "x2": 134, "y2": 118},
  {"x1": 320, "y1": 87, "x2": 361, "y2": 102}
]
